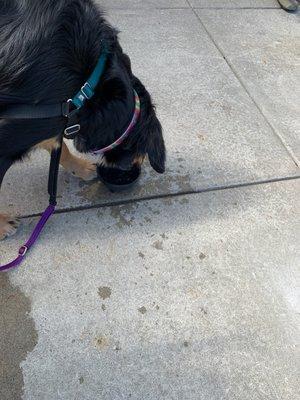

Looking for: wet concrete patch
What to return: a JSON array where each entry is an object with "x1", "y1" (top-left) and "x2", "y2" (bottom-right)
[
  {"x1": 109, "y1": 204, "x2": 136, "y2": 228},
  {"x1": 0, "y1": 274, "x2": 37, "y2": 400},
  {"x1": 94, "y1": 336, "x2": 109, "y2": 350},
  {"x1": 75, "y1": 166, "x2": 195, "y2": 210},
  {"x1": 98, "y1": 287, "x2": 112, "y2": 300},
  {"x1": 138, "y1": 306, "x2": 147, "y2": 315},
  {"x1": 152, "y1": 241, "x2": 163, "y2": 250}
]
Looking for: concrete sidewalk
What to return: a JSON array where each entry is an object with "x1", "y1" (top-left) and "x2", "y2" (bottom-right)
[{"x1": 0, "y1": 1, "x2": 299, "y2": 399}]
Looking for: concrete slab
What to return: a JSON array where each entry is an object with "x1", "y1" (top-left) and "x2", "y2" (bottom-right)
[
  {"x1": 196, "y1": 9, "x2": 300, "y2": 162},
  {"x1": 1, "y1": 179, "x2": 299, "y2": 400},
  {"x1": 190, "y1": 0, "x2": 279, "y2": 8},
  {"x1": 99, "y1": 0, "x2": 188, "y2": 9},
  {"x1": 0, "y1": 9, "x2": 298, "y2": 217}
]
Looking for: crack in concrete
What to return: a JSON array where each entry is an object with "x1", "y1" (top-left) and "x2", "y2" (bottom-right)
[{"x1": 20, "y1": 174, "x2": 300, "y2": 220}]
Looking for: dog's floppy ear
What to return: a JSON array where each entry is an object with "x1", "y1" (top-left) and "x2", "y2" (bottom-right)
[
  {"x1": 133, "y1": 77, "x2": 166, "y2": 174},
  {"x1": 144, "y1": 115, "x2": 166, "y2": 174},
  {"x1": 137, "y1": 113, "x2": 166, "y2": 174}
]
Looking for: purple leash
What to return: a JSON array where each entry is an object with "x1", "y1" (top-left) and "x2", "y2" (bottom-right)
[
  {"x1": 0, "y1": 205, "x2": 55, "y2": 272},
  {"x1": 0, "y1": 143, "x2": 62, "y2": 272}
]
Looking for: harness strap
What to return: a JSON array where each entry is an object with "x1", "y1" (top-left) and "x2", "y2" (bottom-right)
[
  {"x1": 0, "y1": 47, "x2": 108, "y2": 121},
  {"x1": 0, "y1": 103, "x2": 64, "y2": 120},
  {"x1": 0, "y1": 138, "x2": 63, "y2": 272}
]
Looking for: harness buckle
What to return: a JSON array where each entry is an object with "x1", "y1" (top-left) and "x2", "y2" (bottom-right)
[
  {"x1": 19, "y1": 246, "x2": 28, "y2": 257},
  {"x1": 64, "y1": 124, "x2": 81, "y2": 139},
  {"x1": 80, "y1": 83, "x2": 94, "y2": 100}
]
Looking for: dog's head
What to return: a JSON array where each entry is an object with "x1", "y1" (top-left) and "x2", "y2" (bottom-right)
[{"x1": 74, "y1": 50, "x2": 166, "y2": 174}]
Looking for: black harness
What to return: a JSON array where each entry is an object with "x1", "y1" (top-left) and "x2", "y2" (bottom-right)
[{"x1": 0, "y1": 49, "x2": 109, "y2": 271}]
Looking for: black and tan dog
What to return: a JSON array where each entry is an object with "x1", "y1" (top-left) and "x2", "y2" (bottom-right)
[{"x1": 0, "y1": 0, "x2": 166, "y2": 240}]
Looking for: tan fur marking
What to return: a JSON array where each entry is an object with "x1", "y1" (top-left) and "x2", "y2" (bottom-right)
[
  {"x1": 38, "y1": 139, "x2": 96, "y2": 181},
  {"x1": 0, "y1": 214, "x2": 20, "y2": 241},
  {"x1": 36, "y1": 137, "x2": 60, "y2": 152},
  {"x1": 133, "y1": 155, "x2": 146, "y2": 166},
  {"x1": 59, "y1": 142, "x2": 96, "y2": 181},
  {"x1": 99, "y1": 154, "x2": 145, "y2": 169}
]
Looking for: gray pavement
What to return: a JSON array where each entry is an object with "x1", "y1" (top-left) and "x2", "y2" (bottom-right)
[
  {"x1": 190, "y1": 0, "x2": 280, "y2": 8},
  {"x1": 0, "y1": 1, "x2": 299, "y2": 400}
]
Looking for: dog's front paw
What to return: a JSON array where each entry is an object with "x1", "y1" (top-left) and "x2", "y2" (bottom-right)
[
  {"x1": 0, "y1": 215, "x2": 21, "y2": 241},
  {"x1": 69, "y1": 158, "x2": 97, "y2": 181}
]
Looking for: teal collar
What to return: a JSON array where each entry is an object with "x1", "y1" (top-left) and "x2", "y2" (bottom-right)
[
  {"x1": 62, "y1": 48, "x2": 109, "y2": 138},
  {"x1": 70, "y1": 49, "x2": 109, "y2": 110}
]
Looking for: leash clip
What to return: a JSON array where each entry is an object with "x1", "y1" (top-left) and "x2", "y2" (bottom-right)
[{"x1": 19, "y1": 246, "x2": 28, "y2": 257}]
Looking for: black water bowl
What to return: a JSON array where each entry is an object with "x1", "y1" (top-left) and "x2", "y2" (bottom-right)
[{"x1": 97, "y1": 164, "x2": 141, "y2": 192}]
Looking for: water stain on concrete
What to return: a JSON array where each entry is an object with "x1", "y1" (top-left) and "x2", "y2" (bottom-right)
[
  {"x1": 200, "y1": 307, "x2": 208, "y2": 315},
  {"x1": 187, "y1": 287, "x2": 201, "y2": 299},
  {"x1": 98, "y1": 287, "x2": 112, "y2": 300},
  {"x1": 94, "y1": 336, "x2": 109, "y2": 350},
  {"x1": 173, "y1": 173, "x2": 193, "y2": 192},
  {"x1": 197, "y1": 133, "x2": 206, "y2": 141},
  {"x1": 162, "y1": 198, "x2": 174, "y2": 206},
  {"x1": 142, "y1": 169, "x2": 193, "y2": 195},
  {"x1": 0, "y1": 274, "x2": 38, "y2": 400},
  {"x1": 178, "y1": 197, "x2": 189, "y2": 205},
  {"x1": 77, "y1": 181, "x2": 107, "y2": 203},
  {"x1": 76, "y1": 165, "x2": 193, "y2": 207},
  {"x1": 146, "y1": 204, "x2": 161, "y2": 215},
  {"x1": 115, "y1": 342, "x2": 121, "y2": 352},
  {"x1": 152, "y1": 240, "x2": 163, "y2": 250},
  {"x1": 110, "y1": 204, "x2": 136, "y2": 229},
  {"x1": 138, "y1": 306, "x2": 147, "y2": 315}
]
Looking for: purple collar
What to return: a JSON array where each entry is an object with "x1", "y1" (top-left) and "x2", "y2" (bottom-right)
[{"x1": 91, "y1": 90, "x2": 141, "y2": 155}]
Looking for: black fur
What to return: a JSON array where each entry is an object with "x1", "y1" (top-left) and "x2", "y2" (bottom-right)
[{"x1": 0, "y1": 0, "x2": 166, "y2": 174}]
